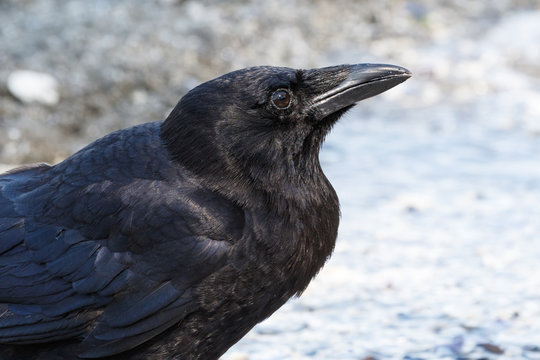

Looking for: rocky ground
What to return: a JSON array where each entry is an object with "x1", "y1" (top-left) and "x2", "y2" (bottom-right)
[{"x1": 2, "y1": 0, "x2": 540, "y2": 359}]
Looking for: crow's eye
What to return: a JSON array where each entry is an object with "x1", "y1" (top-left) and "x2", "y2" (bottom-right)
[{"x1": 271, "y1": 89, "x2": 292, "y2": 109}]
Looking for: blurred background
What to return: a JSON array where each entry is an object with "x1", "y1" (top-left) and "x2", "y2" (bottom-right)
[{"x1": 2, "y1": 0, "x2": 540, "y2": 359}]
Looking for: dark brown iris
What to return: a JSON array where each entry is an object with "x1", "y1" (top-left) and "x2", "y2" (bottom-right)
[{"x1": 271, "y1": 89, "x2": 291, "y2": 109}]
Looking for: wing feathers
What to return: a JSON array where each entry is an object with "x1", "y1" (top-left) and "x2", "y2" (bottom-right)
[
  {"x1": 104, "y1": 281, "x2": 182, "y2": 328},
  {"x1": 0, "y1": 219, "x2": 23, "y2": 255},
  {"x1": 0, "y1": 313, "x2": 89, "y2": 344},
  {"x1": 80, "y1": 291, "x2": 195, "y2": 358},
  {"x1": 0, "y1": 124, "x2": 243, "y2": 357}
]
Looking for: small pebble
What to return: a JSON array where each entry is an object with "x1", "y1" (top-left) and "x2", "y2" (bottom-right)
[
  {"x1": 478, "y1": 343, "x2": 504, "y2": 355},
  {"x1": 7, "y1": 70, "x2": 60, "y2": 105}
]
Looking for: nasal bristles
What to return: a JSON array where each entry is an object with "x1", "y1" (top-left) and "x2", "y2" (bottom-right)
[{"x1": 295, "y1": 70, "x2": 304, "y2": 84}]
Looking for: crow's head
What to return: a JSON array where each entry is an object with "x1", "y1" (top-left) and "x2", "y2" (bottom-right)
[{"x1": 161, "y1": 64, "x2": 410, "y2": 198}]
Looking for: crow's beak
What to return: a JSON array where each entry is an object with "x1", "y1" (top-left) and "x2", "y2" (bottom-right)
[{"x1": 310, "y1": 64, "x2": 411, "y2": 120}]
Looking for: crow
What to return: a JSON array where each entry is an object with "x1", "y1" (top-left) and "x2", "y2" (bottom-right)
[{"x1": 0, "y1": 64, "x2": 410, "y2": 359}]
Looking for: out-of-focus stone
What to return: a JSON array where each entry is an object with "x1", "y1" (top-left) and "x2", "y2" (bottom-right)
[
  {"x1": 0, "y1": 164, "x2": 13, "y2": 174},
  {"x1": 7, "y1": 70, "x2": 60, "y2": 105}
]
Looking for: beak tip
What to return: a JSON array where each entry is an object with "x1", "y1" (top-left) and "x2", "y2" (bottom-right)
[
  {"x1": 350, "y1": 63, "x2": 412, "y2": 78},
  {"x1": 400, "y1": 67, "x2": 413, "y2": 79}
]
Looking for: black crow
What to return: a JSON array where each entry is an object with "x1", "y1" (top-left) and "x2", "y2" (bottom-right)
[{"x1": 0, "y1": 64, "x2": 410, "y2": 359}]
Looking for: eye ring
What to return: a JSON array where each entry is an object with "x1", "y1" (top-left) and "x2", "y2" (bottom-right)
[{"x1": 271, "y1": 89, "x2": 292, "y2": 110}]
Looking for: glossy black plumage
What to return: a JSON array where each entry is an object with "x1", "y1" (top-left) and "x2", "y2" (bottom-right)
[{"x1": 0, "y1": 64, "x2": 410, "y2": 359}]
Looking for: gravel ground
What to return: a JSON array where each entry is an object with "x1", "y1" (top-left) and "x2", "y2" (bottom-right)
[{"x1": 2, "y1": 1, "x2": 540, "y2": 359}]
